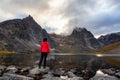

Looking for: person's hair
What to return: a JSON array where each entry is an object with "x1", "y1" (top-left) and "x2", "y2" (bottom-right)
[{"x1": 43, "y1": 38, "x2": 47, "y2": 42}]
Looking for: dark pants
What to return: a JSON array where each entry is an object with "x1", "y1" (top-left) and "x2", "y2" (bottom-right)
[{"x1": 39, "y1": 52, "x2": 48, "y2": 68}]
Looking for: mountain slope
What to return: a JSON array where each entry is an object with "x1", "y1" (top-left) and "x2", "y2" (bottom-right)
[
  {"x1": 97, "y1": 41, "x2": 120, "y2": 54},
  {"x1": 0, "y1": 15, "x2": 54, "y2": 53}
]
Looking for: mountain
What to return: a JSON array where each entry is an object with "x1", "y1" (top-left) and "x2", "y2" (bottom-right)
[
  {"x1": 50, "y1": 27, "x2": 103, "y2": 52},
  {"x1": 70, "y1": 27, "x2": 103, "y2": 49},
  {"x1": 98, "y1": 32, "x2": 120, "y2": 45},
  {"x1": 0, "y1": 15, "x2": 54, "y2": 53}
]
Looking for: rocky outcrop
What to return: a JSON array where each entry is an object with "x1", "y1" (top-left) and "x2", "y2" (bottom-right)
[
  {"x1": 0, "y1": 15, "x2": 54, "y2": 53},
  {"x1": 98, "y1": 32, "x2": 120, "y2": 46}
]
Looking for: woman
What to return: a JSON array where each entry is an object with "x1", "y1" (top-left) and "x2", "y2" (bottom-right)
[{"x1": 39, "y1": 38, "x2": 50, "y2": 68}]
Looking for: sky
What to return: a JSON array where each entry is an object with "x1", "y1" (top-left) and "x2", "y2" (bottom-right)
[{"x1": 0, "y1": 0, "x2": 120, "y2": 38}]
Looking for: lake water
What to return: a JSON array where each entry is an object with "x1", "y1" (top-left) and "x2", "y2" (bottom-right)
[{"x1": 0, "y1": 53, "x2": 120, "y2": 68}]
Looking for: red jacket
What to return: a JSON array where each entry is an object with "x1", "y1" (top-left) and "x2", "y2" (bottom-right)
[{"x1": 40, "y1": 41, "x2": 50, "y2": 53}]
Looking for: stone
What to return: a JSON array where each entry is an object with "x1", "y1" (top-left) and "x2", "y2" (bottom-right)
[
  {"x1": 83, "y1": 70, "x2": 96, "y2": 80},
  {"x1": 0, "y1": 76, "x2": 8, "y2": 80},
  {"x1": 60, "y1": 75, "x2": 68, "y2": 79},
  {"x1": 90, "y1": 70, "x2": 119, "y2": 80},
  {"x1": 42, "y1": 72, "x2": 53, "y2": 78},
  {"x1": 0, "y1": 65, "x2": 6, "y2": 76},
  {"x1": 3, "y1": 73, "x2": 34, "y2": 80},
  {"x1": 27, "y1": 74, "x2": 36, "y2": 79},
  {"x1": 52, "y1": 68, "x2": 65, "y2": 77},
  {"x1": 67, "y1": 71, "x2": 76, "y2": 78},
  {"x1": 0, "y1": 65, "x2": 6, "y2": 71},
  {"x1": 29, "y1": 66, "x2": 40, "y2": 75},
  {"x1": 90, "y1": 76, "x2": 119, "y2": 80},
  {"x1": 70, "y1": 68, "x2": 76, "y2": 73},
  {"x1": 102, "y1": 68, "x2": 116, "y2": 75},
  {"x1": 115, "y1": 72, "x2": 120, "y2": 78},
  {"x1": 6, "y1": 65, "x2": 18, "y2": 73},
  {"x1": 29, "y1": 66, "x2": 49, "y2": 75},
  {"x1": 41, "y1": 77, "x2": 62, "y2": 80},
  {"x1": 21, "y1": 67, "x2": 31, "y2": 73},
  {"x1": 68, "y1": 77, "x2": 83, "y2": 80}
]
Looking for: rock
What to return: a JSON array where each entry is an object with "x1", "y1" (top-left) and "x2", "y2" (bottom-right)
[
  {"x1": 0, "y1": 70, "x2": 3, "y2": 76},
  {"x1": 115, "y1": 72, "x2": 120, "y2": 78},
  {"x1": 0, "y1": 65, "x2": 6, "y2": 76},
  {"x1": 116, "y1": 69, "x2": 120, "y2": 73},
  {"x1": 83, "y1": 70, "x2": 96, "y2": 80},
  {"x1": 29, "y1": 66, "x2": 40, "y2": 75},
  {"x1": 43, "y1": 72, "x2": 53, "y2": 78},
  {"x1": 68, "y1": 77, "x2": 83, "y2": 80},
  {"x1": 101, "y1": 68, "x2": 116, "y2": 75},
  {"x1": 41, "y1": 77, "x2": 62, "y2": 80},
  {"x1": 60, "y1": 75, "x2": 68, "y2": 79},
  {"x1": 0, "y1": 65, "x2": 6, "y2": 71},
  {"x1": 3, "y1": 73, "x2": 34, "y2": 80},
  {"x1": 6, "y1": 65, "x2": 16, "y2": 70},
  {"x1": 0, "y1": 76, "x2": 8, "y2": 80},
  {"x1": 90, "y1": 76, "x2": 119, "y2": 80},
  {"x1": 73, "y1": 69, "x2": 83, "y2": 77},
  {"x1": 70, "y1": 68, "x2": 76, "y2": 73},
  {"x1": 60, "y1": 76, "x2": 83, "y2": 80},
  {"x1": 52, "y1": 68, "x2": 65, "y2": 77},
  {"x1": 90, "y1": 70, "x2": 119, "y2": 80},
  {"x1": 27, "y1": 74, "x2": 36, "y2": 79},
  {"x1": 39, "y1": 67, "x2": 50, "y2": 73},
  {"x1": 6, "y1": 65, "x2": 18, "y2": 73},
  {"x1": 67, "y1": 71, "x2": 76, "y2": 78},
  {"x1": 29, "y1": 66, "x2": 49, "y2": 75},
  {"x1": 21, "y1": 67, "x2": 31, "y2": 73}
]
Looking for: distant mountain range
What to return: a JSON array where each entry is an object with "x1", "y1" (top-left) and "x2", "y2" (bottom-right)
[
  {"x1": 98, "y1": 32, "x2": 120, "y2": 45},
  {"x1": 51, "y1": 28, "x2": 120, "y2": 53},
  {"x1": 0, "y1": 16, "x2": 120, "y2": 53}
]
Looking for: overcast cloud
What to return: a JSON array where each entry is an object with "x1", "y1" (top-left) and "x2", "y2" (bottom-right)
[{"x1": 0, "y1": 0, "x2": 120, "y2": 37}]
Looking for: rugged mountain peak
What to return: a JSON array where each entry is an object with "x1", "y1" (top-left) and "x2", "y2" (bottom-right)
[
  {"x1": 73, "y1": 27, "x2": 87, "y2": 33},
  {"x1": 23, "y1": 15, "x2": 34, "y2": 22},
  {"x1": 50, "y1": 27, "x2": 103, "y2": 52},
  {"x1": 24, "y1": 15, "x2": 33, "y2": 19},
  {"x1": 71, "y1": 27, "x2": 94, "y2": 38}
]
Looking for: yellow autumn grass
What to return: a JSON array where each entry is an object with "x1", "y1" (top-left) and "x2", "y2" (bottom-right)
[
  {"x1": 96, "y1": 41, "x2": 120, "y2": 54},
  {"x1": 0, "y1": 50, "x2": 16, "y2": 54}
]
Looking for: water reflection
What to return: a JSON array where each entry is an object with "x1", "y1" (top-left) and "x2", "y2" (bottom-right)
[
  {"x1": 96, "y1": 54, "x2": 103, "y2": 57},
  {"x1": 0, "y1": 53, "x2": 120, "y2": 68}
]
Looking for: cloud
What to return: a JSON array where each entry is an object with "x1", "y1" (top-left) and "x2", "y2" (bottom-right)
[
  {"x1": 63, "y1": 0, "x2": 120, "y2": 36},
  {"x1": 0, "y1": 0, "x2": 120, "y2": 37}
]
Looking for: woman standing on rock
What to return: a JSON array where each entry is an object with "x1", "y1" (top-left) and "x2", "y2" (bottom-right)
[{"x1": 39, "y1": 38, "x2": 50, "y2": 68}]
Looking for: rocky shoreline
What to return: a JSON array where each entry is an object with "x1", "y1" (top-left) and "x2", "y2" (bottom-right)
[
  {"x1": 0, "y1": 54, "x2": 120, "y2": 80},
  {"x1": 0, "y1": 61, "x2": 120, "y2": 80}
]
